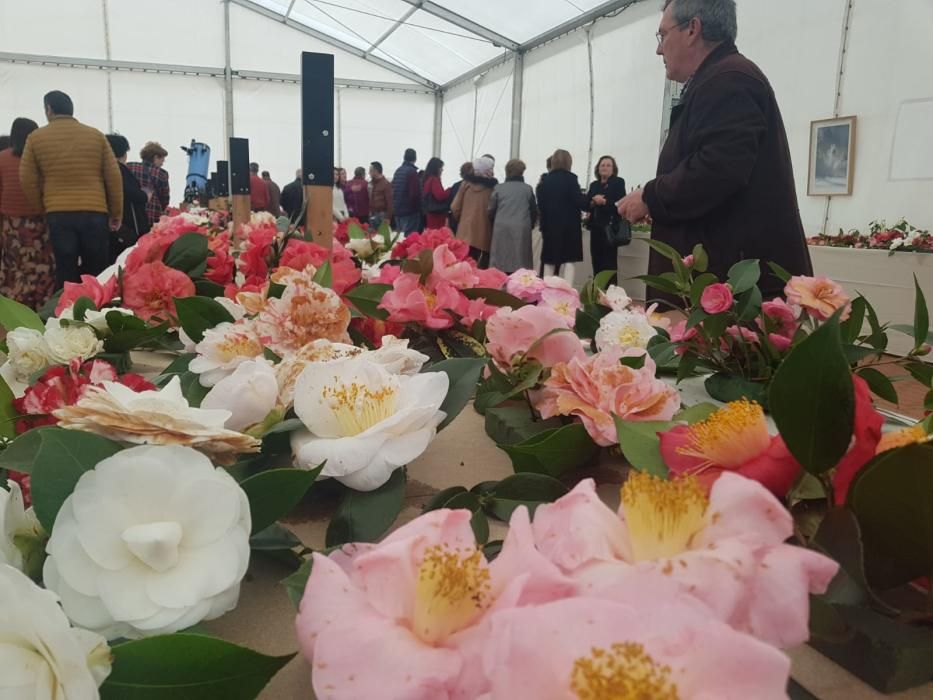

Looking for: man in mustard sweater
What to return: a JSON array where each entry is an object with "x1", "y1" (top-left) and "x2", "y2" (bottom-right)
[{"x1": 20, "y1": 91, "x2": 123, "y2": 288}]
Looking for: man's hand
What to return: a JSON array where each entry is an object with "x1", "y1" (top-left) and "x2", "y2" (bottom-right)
[
  {"x1": 617, "y1": 187, "x2": 649, "y2": 223},
  {"x1": 109, "y1": 219, "x2": 121, "y2": 232},
  {"x1": 591, "y1": 194, "x2": 607, "y2": 206}
]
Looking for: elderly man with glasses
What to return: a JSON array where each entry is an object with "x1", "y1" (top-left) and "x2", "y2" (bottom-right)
[{"x1": 618, "y1": 0, "x2": 812, "y2": 305}]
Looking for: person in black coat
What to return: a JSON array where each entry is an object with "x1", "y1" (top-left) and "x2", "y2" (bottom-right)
[
  {"x1": 280, "y1": 170, "x2": 304, "y2": 222},
  {"x1": 105, "y1": 134, "x2": 149, "y2": 262},
  {"x1": 536, "y1": 149, "x2": 588, "y2": 281},
  {"x1": 587, "y1": 155, "x2": 627, "y2": 278}
]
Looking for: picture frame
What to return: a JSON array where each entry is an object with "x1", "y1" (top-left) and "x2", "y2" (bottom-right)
[{"x1": 808, "y1": 116, "x2": 857, "y2": 196}]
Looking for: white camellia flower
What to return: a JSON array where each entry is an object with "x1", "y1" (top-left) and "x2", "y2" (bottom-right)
[
  {"x1": 291, "y1": 356, "x2": 448, "y2": 491},
  {"x1": 5, "y1": 327, "x2": 50, "y2": 382},
  {"x1": 369, "y1": 336, "x2": 430, "y2": 376},
  {"x1": 189, "y1": 321, "x2": 265, "y2": 387},
  {"x1": 1, "y1": 481, "x2": 43, "y2": 572},
  {"x1": 345, "y1": 237, "x2": 376, "y2": 259},
  {"x1": 43, "y1": 318, "x2": 104, "y2": 365},
  {"x1": 201, "y1": 359, "x2": 279, "y2": 432},
  {"x1": 179, "y1": 298, "x2": 248, "y2": 353},
  {"x1": 58, "y1": 306, "x2": 135, "y2": 334},
  {"x1": 598, "y1": 284, "x2": 633, "y2": 312},
  {"x1": 43, "y1": 445, "x2": 251, "y2": 640},
  {"x1": 595, "y1": 309, "x2": 658, "y2": 352},
  {"x1": 0, "y1": 564, "x2": 112, "y2": 698}
]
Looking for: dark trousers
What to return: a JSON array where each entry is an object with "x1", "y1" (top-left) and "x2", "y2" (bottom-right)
[
  {"x1": 46, "y1": 212, "x2": 110, "y2": 289},
  {"x1": 468, "y1": 246, "x2": 490, "y2": 270},
  {"x1": 589, "y1": 225, "x2": 619, "y2": 279}
]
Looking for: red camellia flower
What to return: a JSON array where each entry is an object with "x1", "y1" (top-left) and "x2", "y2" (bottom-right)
[
  {"x1": 205, "y1": 232, "x2": 235, "y2": 285},
  {"x1": 830, "y1": 375, "x2": 885, "y2": 505},
  {"x1": 659, "y1": 398, "x2": 802, "y2": 498},
  {"x1": 122, "y1": 261, "x2": 196, "y2": 322},
  {"x1": 348, "y1": 316, "x2": 405, "y2": 348},
  {"x1": 391, "y1": 228, "x2": 469, "y2": 261}
]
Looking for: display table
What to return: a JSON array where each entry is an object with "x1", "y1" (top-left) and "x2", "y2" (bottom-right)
[{"x1": 203, "y1": 399, "x2": 931, "y2": 699}]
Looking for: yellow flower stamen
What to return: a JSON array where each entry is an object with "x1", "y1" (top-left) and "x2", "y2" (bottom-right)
[
  {"x1": 323, "y1": 380, "x2": 398, "y2": 436},
  {"x1": 676, "y1": 399, "x2": 771, "y2": 470},
  {"x1": 875, "y1": 425, "x2": 932, "y2": 455},
  {"x1": 615, "y1": 326, "x2": 643, "y2": 347},
  {"x1": 571, "y1": 642, "x2": 680, "y2": 700},
  {"x1": 621, "y1": 472, "x2": 708, "y2": 562},
  {"x1": 413, "y1": 545, "x2": 491, "y2": 645},
  {"x1": 217, "y1": 334, "x2": 263, "y2": 361}
]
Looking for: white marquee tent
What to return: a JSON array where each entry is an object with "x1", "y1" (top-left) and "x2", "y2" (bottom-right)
[{"x1": 2, "y1": 0, "x2": 932, "y2": 237}]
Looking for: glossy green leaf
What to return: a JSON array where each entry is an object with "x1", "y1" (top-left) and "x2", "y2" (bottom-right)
[
  {"x1": 461, "y1": 288, "x2": 528, "y2": 309},
  {"x1": 164, "y1": 232, "x2": 209, "y2": 277},
  {"x1": 691, "y1": 244, "x2": 709, "y2": 273},
  {"x1": 0, "y1": 428, "x2": 44, "y2": 472},
  {"x1": 856, "y1": 367, "x2": 898, "y2": 404},
  {"x1": 642, "y1": 238, "x2": 682, "y2": 262},
  {"x1": 325, "y1": 467, "x2": 407, "y2": 547},
  {"x1": 0, "y1": 294, "x2": 45, "y2": 332},
  {"x1": 634, "y1": 274, "x2": 681, "y2": 296},
  {"x1": 0, "y1": 376, "x2": 18, "y2": 440},
  {"x1": 442, "y1": 490, "x2": 489, "y2": 543},
  {"x1": 889, "y1": 324, "x2": 933, "y2": 346},
  {"x1": 101, "y1": 634, "x2": 294, "y2": 700},
  {"x1": 343, "y1": 283, "x2": 391, "y2": 320},
  {"x1": 249, "y1": 523, "x2": 302, "y2": 551},
  {"x1": 619, "y1": 354, "x2": 646, "y2": 370},
  {"x1": 426, "y1": 357, "x2": 487, "y2": 430},
  {"x1": 861, "y1": 297, "x2": 888, "y2": 351},
  {"x1": 29, "y1": 428, "x2": 123, "y2": 531},
  {"x1": 313, "y1": 260, "x2": 333, "y2": 288},
  {"x1": 735, "y1": 285, "x2": 763, "y2": 322},
  {"x1": 769, "y1": 313, "x2": 854, "y2": 475},
  {"x1": 726, "y1": 259, "x2": 761, "y2": 294},
  {"x1": 174, "y1": 296, "x2": 235, "y2": 344},
  {"x1": 484, "y1": 473, "x2": 569, "y2": 522},
  {"x1": 282, "y1": 557, "x2": 313, "y2": 609},
  {"x1": 767, "y1": 261, "x2": 792, "y2": 283},
  {"x1": 195, "y1": 280, "x2": 225, "y2": 298},
  {"x1": 347, "y1": 222, "x2": 366, "y2": 239},
  {"x1": 689, "y1": 273, "x2": 717, "y2": 306},
  {"x1": 422, "y1": 486, "x2": 469, "y2": 513},
  {"x1": 484, "y1": 406, "x2": 562, "y2": 446},
  {"x1": 704, "y1": 373, "x2": 770, "y2": 409},
  {"x1": 500, "y1": 423, "x2": 599, "y2": 478},
  {"x1": 840, "y1": 296, "x2": 867, "y2": 345},
  {"x1": 614, "y1": 418, "x2": 675, "y2": 478},
  {"x1": 153, "y1": 354, "x2": 196, "y2": 387},
  {"x1": 71, "y1": 296, "x2": 97, "y2": 321},
  {"x1": 239, "y1": 466, "x2": 323, "y2": 535},
  {"x1": 912, "y1": 274, "x2": 929, "y2": 350},
  {"x1": 675, "y1": 402, "x2": 719, "y2": 424}
]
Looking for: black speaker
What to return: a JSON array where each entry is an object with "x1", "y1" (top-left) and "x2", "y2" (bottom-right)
[
  {"x1": 207, "y1": 172, "x2": 217, "y2": 199},
  {"x1": 229, "y1": 138, "x2": 250, "y2": 195},
  {"x1": 301, "y1": 52, "x2": 334, "y2": 187},
  {"x1": 216, "y1": 160, "x2": 230, "y2": 197}
]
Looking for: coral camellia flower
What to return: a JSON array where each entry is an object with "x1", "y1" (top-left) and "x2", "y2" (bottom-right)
[
  {"x1": 531, "y1": 474, "x2": 838, "y2": 649},
  {"x1": 122, "y1": 261, "x2": 196, "y2": 322},
  {"x1": 290, "y1": 355, "x2": 448, "y2": 490},
  {"x1": 254, "y1": 280, "x2": 352, "y2": 356},
  {"x1": 485, "y1": 305, "x2": 585, "y2": 372},
  {"x1": 533, "y1": 348, "x2": 680, "y2": 446},
  {"x1": 0, "y1": 564, "x2": 112, "y2": 696},
  {"x1": 700, "y1": 282, "x2": 734, "y2": 314},
  {"x1": 659, "y1": 398, "x2": 801, "y2": 497},
  {"x1": 784, "y1": 275, "x2": 851, "y2": 321},
  {"x1": 55, "y1": 274, "x2": 118, "y2": 315},
  {"x1": 53, "y1": 377, "x2": 261, "y2": 462},
  {"x1": 43, "y1": 445, "x2": 251, "y2": 640},
  {"x1": 294, "y1": 508, "x2": 575, "y2": 699},
  {"x1": 481, "y1": 589, "x2": 791, "y2": 700}
]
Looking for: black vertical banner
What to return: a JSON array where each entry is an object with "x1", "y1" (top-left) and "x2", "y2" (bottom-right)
[
  {"x1": 229, "y1": 138, "x2": 251, "y2": 195},
  {"x1": 301, "y1": 52, "x2": 335, "y2": 187},
  {"x1": 216, "y1": 160, "x2": 230, "y2": 196}
]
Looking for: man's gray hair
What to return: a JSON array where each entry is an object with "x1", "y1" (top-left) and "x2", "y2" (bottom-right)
[{"x1": 662, "y1": 0, "x2": 737, "y2": 44}]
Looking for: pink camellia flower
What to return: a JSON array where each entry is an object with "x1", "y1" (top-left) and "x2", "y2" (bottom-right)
[
  {"x1": 475, "y1": 266, "x2": 508, "y2": 290},
  {"x1": 659, "y1": 398, "x2": 801, "y2": 497},
  {"x1": 485, "y1": 305, "x2": 585, "y2": 372},
  {"x1": 429, "y1": 244, "x2": 477, "y2": 290},
  {"x1": 505, "y1": 269, "x2": 545, "y2": 302},
  {"x1": 205, "y1": 232, "x2": 235, "y2": 286},
  {"x1": 294, "y1": 508, "x2": 575, "y2": 699},
  {"x1": 669, "y1": 319, "x2": 699, "y2": 356},
  {"x1": 460, "y1": 297, "x2": 499, "y2": 328},
  {"x1": 540, "y1": 286, "x2": 582, "y2": 329},
  {"x1": 700, "y1": 283, "x2": 734, "y2": 314},
  {"x1": 720, "y1": 325, "x2": 760, "y2": 351},
  {"x1": 391, "y1": 228, "x2": 470, "y2": 261},
  {"x1": 531, "y1": 473, "x2": 839, "y2": 649},
  {"x1": 380, "y1": 274, "x2": 466, "y2": 330},
  {"x1": 768, "y1": 333, "x2": 793, "y2": 352},
  {"x1": 682, "y1": 254, "x2": 696, "y2": 267},
  {"x1": 785, "y1": 275, "x2": 851, "y2": 321},
  {"x1": 532, "y1": 348, "x2": 680, "y2": 446},
  {"x1": 373, "y1": 263, "x2": 403, "y2": 286},
  {"x1": 55, "y1": 275, "x2": 118, "y2": 315},
  {"x1": 761, "y1": 298, "x2": 799, "y2": 337},
  {"x1": 122, "y1": 261, "x2": 195, "y2": 322},
  {"x1": 481, "y1": 581, "x2": 791, "y2": 700}
]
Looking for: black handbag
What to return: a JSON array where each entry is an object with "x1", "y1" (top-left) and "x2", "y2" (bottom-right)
[{"x1": 604, "y1": 217, "x2": 632, "y2": 247}]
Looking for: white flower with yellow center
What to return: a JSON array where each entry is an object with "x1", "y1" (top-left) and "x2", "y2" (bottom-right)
[
  {"x1": 290, "y1": 355, "x2": 448, "y2": 490},
  {"x1": 598, "y1": 284, "x2": 633, "y2": 312},
  {"x1": 595, "y1": 310, "x2": 658, "y2": 352},
  {"x1": 189, "y1": 321, "x2": 265, "y2": 387}
]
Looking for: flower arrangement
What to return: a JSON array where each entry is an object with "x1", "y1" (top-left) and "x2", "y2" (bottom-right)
[{"x1": 808, "y1": 218, "x2": 933, "y2": 254}]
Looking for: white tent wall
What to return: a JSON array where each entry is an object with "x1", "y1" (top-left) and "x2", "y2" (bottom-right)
[{"x1": 0, "y1": 0, "x2": 106, "y2": 58}]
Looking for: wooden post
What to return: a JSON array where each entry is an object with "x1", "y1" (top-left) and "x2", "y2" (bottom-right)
[
  {"x1": 229, "y1": 139, "x2": 251, "y2": 238},
  {"x1": 212, "y1": 160, "x2": 230, "y2": 211},
  {"x1": 301, "y1": 52, "x2": 335, "y2": 249}
]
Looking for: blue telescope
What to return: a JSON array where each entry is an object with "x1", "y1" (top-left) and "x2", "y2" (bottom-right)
[{"x1": 181, "y1": 140, "x2": 211, "y2": 202}]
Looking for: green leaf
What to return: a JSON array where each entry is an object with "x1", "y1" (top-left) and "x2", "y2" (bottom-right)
[
  {"x1": 194, "y1": 280, "x2": 226, "y2": 298},
  {"x1": 889, "y1": 324, "x2": 933, "y2": 346},
  {"x1": 849, "y1": 444, "x2": 933, "y2": 590},
  {"x1": 735, "y1": 285, "x2": 763, "y2": 322},
  {"x1": 618, "y1": 354, "x2": 646, "y2": 370},
  {"x1": 282, "y1": 558, "x2": 313, "y2": 609},
  {"x1": 767, "y1": 261, "x2": 792, "y2": 283},
  {"x1": 593, "y1": 269, "x2": 617, "y2": 292},
  {"x1": 642, "y1": 238, "x2": 683, "y2": 262},
  {"x1": 500, "y1": 423, "x2": 599, "y2": 478},
  {"x1": 239, "y1": 466, "x2": 323, "y2": 535},
  {"x1": 691, "y1": 244, "x2": 709, "y2": 273},
  {"x1": 675, "y1": 402, "x2": 719, "y2": 424},
  {"x1": 72, "y1": 296, "x2": 97, "y2": 321},
  {"x1": 164, "y1": 232, "x2": 209, "y2": 277},
  {"x1": 312, "y1": 260, "x2": 333, "y2": 288},
  {"x1": 905, "y1": 361, "x2": 933, "y2": 388},
  {"x1": 614, "y1": 418, "x2": 675, "y2": 478},
  {"x1": 174, "y1": 296, "x2": 235, "y2": 344},
  {"x1": 104, "y1": 316, "x2": 169, "y2": 354},
  {"x1": 862, "y1": 297, "x2": 888, "y2": 351},
  {"x1": 0, "y1": 376, "x2": 18, "y2": 440},
  {"x1": 634, "y1": 274, "x2": 681, "y2": 296},
  {"x1": 840, "y1": 296, "x2": 867, "y2": 345},
  {"x1": 153, "y1": 354, "x2": 196, "y2": 387},
  {"x1": 262, "y1": 347, "x2": 282, "y2": 364},
  {"x1": 484, "y1": 473, "x2": 569, "y2": 521},
  {"x1": 0, "y1": 294, "x2": 45, "y2": 332},
  {"x1": 474, "y1": 361, "x2": 543, "y2": 414},
  {"x1": 726, "y1": 259, "x2": 761, "y2": 294},
  {"x1": 261, "y1": 418, "x2": 304, "y2": 437},
  {"x1": 422, "y1": 486, "x2": 469, "y2": 512},
  {"x1": 101, "y1": 634, "x2": 294, "y2": 700},
  {"x1": 343, "y1": 283, "x2": 391, "y2": 320},
  {"x1": 177, "y1": 371, "x2": 210, "y2": 408},
  {"x1": 441, "y1": 490, "x2": 489, "y2": 544},
  {"x1": 267, "y1": 282, "x2": 286, "y2": 300},
  {"x1": 647, "y1": 339, "x2": 679, "y2": 373},
  {"x1": 484, "y1": 406, "x2": 563, "y2": 446},
  {"x1": 574, "y1": 307, "x2": 602, "y2": 339},
  {"x1": 769, "y1": 313, "x2": 854, "y2": 475},
  {"x1": 249, "y1": 522, "x2": 302, "y2": 551},
  {"x1": 704, "y1": 373, "x2": 770, "y2": 409},
  {"x1": 425, "y1": 358, "x2": 487, "y2": 430},
  {"x1": 856, "y1": 367, "x2": 898, "y2": 404},
  {"x1": 29, "y1": 428, "x2": 123, "y2": 531},
  {"x1": 347, "y1": 222, "x2": 366, "y2": 239},
  {"x1": 461, "y1": 288, "x2": 528, "y2": 309},
  {"x1": 689, "y1": 273, "x2": 717, "y2": 306},
  {"x1": 0, "y1": 428, "x2": 44, "y2": 472},
  {"x1": 325, "y1": 467, "x2": 407, "y2": 547},
  {"x1": 912, "y1": 274, "x2": 929, "y2": 350}
]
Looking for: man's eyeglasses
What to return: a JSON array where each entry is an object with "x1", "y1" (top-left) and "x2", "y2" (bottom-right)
[{"x1": 656, "y1": 19, "x2": 691, "y2": 45}]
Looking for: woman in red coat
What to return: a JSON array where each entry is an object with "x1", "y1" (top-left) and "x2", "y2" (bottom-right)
[{"x1": 422, "y1": 157, "x2": 452, "y2": 230}]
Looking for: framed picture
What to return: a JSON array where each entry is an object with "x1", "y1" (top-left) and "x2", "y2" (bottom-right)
[{"x1": 808, "y1": 116, "x2": 857, "y2": 196}]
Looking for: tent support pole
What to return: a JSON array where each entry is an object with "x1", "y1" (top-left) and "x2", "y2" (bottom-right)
[
  {"x1": 223, "y1": 0, "x2": 235, "y2": 153},
  {"x1": 509, "y1": 52, "x2": 523, "y2": 158}
]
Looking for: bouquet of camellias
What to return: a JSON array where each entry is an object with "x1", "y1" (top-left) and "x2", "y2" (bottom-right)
[
  {"x1": 807, "y1": 217, "x2": 933, "y2": 254},
  {"x1": 334, "y1": 217, "x2": 399, "y2": 269},
  {"x1": 639, "y1": 240, "x2": 932, "y2": 408}
]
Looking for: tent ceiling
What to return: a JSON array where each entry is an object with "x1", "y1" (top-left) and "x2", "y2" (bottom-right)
[{"x1": 239, "y1": 0, "x2": 639, "y2": 88}]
